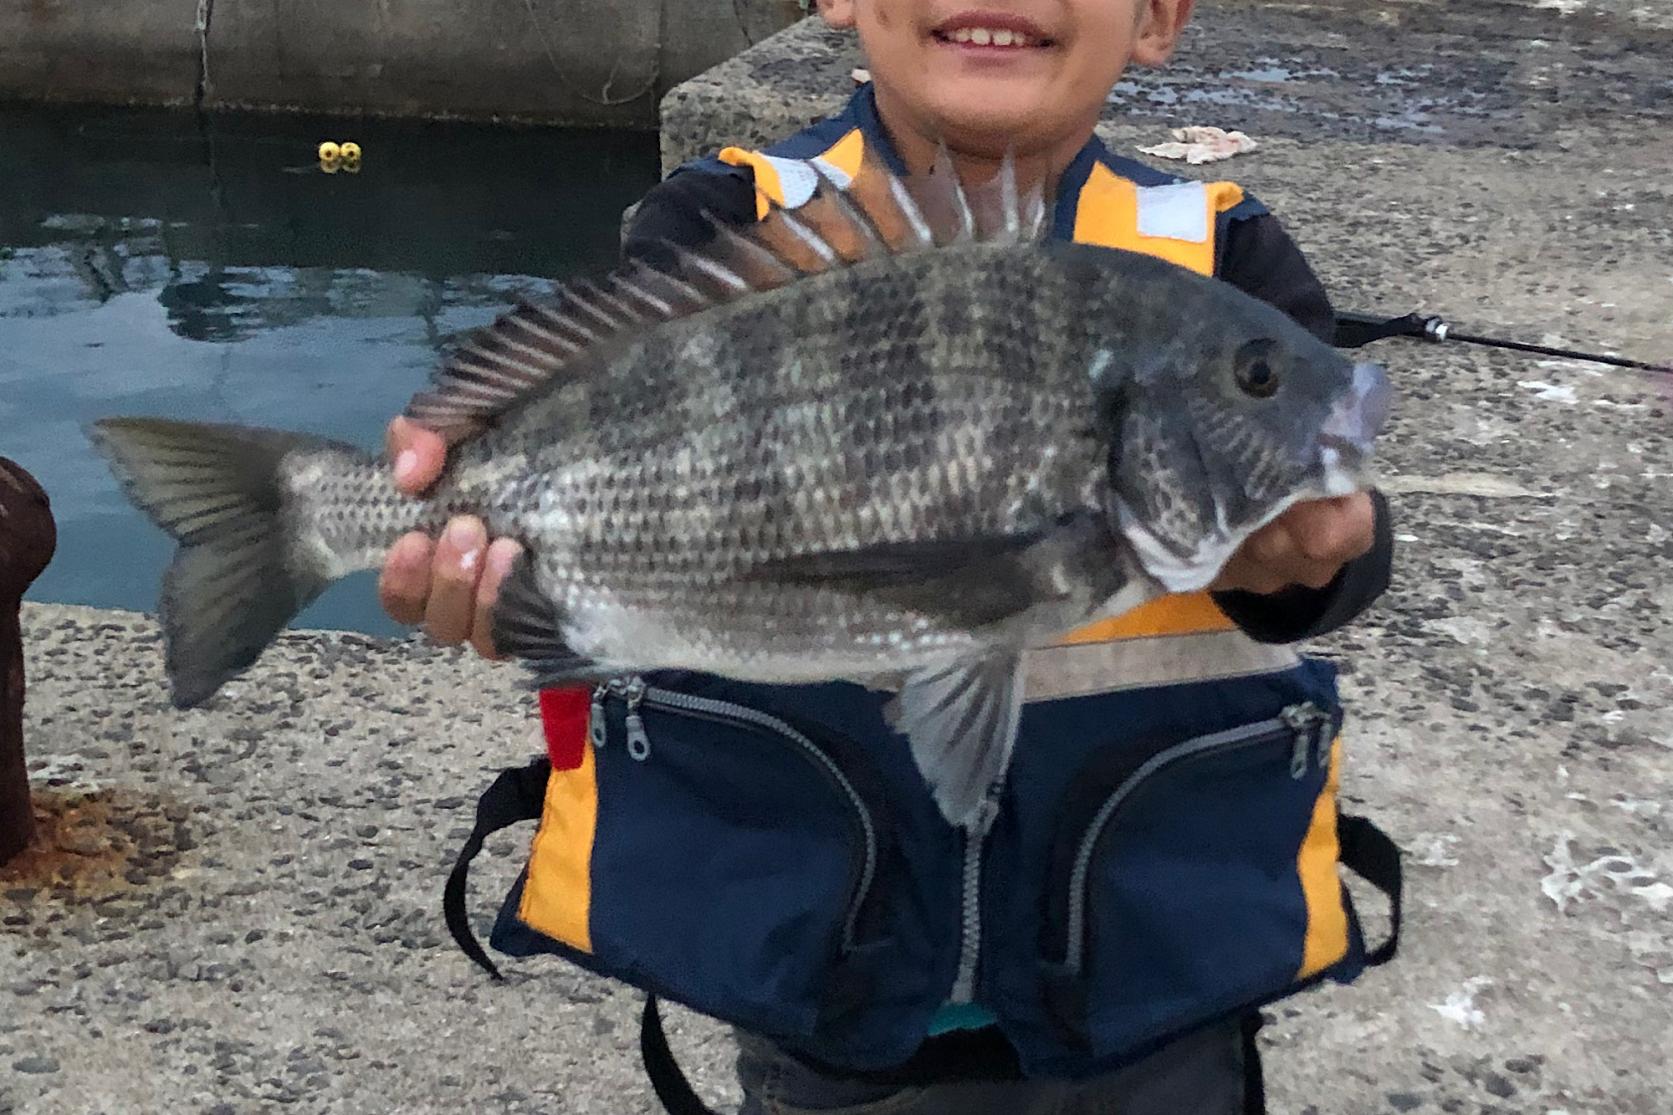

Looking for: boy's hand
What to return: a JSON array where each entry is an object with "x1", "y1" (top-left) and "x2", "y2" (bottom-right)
[
  {"x1": 1210, "y1": 493, "x2": 1376, "y2": 596},
  {"x1": 377, "y1": 417, "x2": 522, "y2": 659}
]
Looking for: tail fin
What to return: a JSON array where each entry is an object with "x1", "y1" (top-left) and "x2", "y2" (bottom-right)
[{"x1": 88, "y1": 417, "x2": 355, "y2": 708}]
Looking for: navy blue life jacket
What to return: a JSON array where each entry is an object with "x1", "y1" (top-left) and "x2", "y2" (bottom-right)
[{"x1": 444, "y1": 87, "x2": 1402, "y2": 1109}]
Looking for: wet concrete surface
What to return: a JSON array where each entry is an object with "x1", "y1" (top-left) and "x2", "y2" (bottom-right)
[
  {"x1": 4, "y1": 0, "x2": 1672, "y2": 1112},
  {"x1": 666, "y1": 0, "x2": 1673, "y2": 164}
]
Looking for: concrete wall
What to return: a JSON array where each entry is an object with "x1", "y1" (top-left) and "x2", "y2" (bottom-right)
[{"x1": 0, "y1": 0, "x2": 806, "y2": 128}]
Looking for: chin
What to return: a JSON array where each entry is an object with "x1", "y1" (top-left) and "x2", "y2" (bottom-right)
[{"x1": 932, "y1": 95, "x2": 1058, "y2": 152}]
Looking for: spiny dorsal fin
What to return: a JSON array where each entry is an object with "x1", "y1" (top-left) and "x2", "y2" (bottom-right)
[{"x1": 404, "y1": 141, "x2": 1049, "y2": 441}]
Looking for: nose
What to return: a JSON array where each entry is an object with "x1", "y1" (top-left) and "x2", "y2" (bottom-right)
[{"x1": 1322, "y1": 362, "x2": 1393, "y2": 450}]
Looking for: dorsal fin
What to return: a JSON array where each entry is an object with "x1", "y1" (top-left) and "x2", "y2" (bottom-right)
[{"x1": 404, "y1": 142, "x2": 1050, "y2": 441}]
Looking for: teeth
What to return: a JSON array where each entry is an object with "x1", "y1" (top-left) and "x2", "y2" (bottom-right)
[{"x1": 945, "y1": 26, "x2": 1036, "y2": 47}]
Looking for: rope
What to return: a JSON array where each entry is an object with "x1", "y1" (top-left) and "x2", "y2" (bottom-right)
[{"x1": 519, "y1": 0, "x2": 661, "y2": 107}]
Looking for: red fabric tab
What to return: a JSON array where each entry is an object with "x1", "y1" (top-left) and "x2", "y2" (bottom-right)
[{"x1": 539, "y1": 687, "x2": 592, "y2": 771}]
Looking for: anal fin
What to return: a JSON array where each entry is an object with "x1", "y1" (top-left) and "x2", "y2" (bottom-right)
[{"x1": 887, "y1": 652, "x2": 1025, "y2": 828}]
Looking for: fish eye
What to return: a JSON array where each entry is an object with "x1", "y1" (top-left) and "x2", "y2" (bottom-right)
[{"x1": 1234, "y1": 340, "x2": 1281, "y2": 399}]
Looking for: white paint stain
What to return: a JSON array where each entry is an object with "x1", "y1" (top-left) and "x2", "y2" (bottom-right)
[
  {"x1": 1517, "y1": 380, "x2": 1579, "y2": 404},
  {"x1": 1381, "y1": 472, "x2": 1546, "y2": 498},
  {"x1": 1542, "y1": 834, "x2": 1672, "y2": 914},
  {"x1": 1429, "y1": 977, "x2": 1493, "y2": 1030}
]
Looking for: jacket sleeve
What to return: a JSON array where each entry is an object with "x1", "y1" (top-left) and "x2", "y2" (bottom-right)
[
  {"x1": 1210, "y1": 211, "x2": 1396, "y2": 642},
  {"x1": 620, "y1": 163, "x2": 760, "y2": 265}
]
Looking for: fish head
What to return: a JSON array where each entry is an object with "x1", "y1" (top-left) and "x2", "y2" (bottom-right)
[{"x1": 1091, "y1": 291, "x2": 1392, "y2": 594}]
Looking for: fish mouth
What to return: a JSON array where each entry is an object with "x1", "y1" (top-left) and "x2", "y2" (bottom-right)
[{"x1": 1317, "y1": 361, "x2": 1392, "y2": 493}]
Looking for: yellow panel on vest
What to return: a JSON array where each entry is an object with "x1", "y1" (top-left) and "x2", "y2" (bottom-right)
[
  {"x1": 519, "y1": 742, "x2": 600, "y2": 953},
  {"x1": 1056, "y1": 593, "x2": 1236, "y2": 644},
  {"x1": 1295, "y1": 738, "x2": 1350, "y2": 980},
  {"x1": 1072, "y1": 164, "x2": 1244, "y2": 278},
  {"x1": 821, "y1": 129, "x2": 865, "y2": 180}
]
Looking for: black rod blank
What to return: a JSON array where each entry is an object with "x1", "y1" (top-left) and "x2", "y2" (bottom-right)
[{"x1": 1334, "y1": 311, "x2": 1671, "y2": 375}]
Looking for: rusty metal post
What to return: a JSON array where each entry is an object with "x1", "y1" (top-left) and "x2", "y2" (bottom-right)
[{"x1": 0, "y1": 457, "x2": 55, "y2": 865}]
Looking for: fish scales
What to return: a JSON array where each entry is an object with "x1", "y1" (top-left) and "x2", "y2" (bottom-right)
[
  {"x1": 477, "y1": 254, "x2": 1103, "y2": 669},
  {"x1": 90, "y1": 148, "x2": 1391, "y2": 826}
]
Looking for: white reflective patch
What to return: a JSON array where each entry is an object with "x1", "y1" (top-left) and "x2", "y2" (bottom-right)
[
  {"x1": 1022, "y1": 633, "x2": 1300, "y2": 702},
  {"x1": 1136, "y1": 181, "x2": 1209, "y2": 243},
  {"x1": 810, "y1": 156, "x2": 853, "y2": 190},
  {"x1": 762, "y1": 155, "x2": 853, "y2": 210}
]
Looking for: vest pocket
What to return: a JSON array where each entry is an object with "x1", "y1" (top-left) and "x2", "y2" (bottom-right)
[
  {"x1": 1036, "y1": 702, "x2": 1359, "y2": 1057},
  {"x1": 542, "y1": 676, "x2": 887, "y2": 1042}
]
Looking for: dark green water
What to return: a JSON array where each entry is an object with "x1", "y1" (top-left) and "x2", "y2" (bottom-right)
[{"x1": 0, "y1": 105, "x2": 660, "y2": 635}]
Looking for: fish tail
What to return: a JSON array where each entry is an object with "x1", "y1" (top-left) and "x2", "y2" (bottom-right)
[{"x1": 88, "y1": 417, "x2": 373, "y2": 709}]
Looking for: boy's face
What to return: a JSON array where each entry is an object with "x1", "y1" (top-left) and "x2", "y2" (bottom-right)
[{"x1": 820, "y1": 0, "x2": 1194, "y2": 162}]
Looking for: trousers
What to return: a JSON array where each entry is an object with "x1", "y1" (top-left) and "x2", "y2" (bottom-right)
[{"x1": 734, "y1": 1017, "x2": 1258, "y2": 1115}]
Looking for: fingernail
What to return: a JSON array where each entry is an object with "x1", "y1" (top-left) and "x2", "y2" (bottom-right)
[
  {"x1": 446, "y1": 517, "x2": 484, "y2": 550},
  {"x1": 487, "y1": 540, "x2": 519, "y2": 578},
  {"x1": 389, "y1": 537, "x2": 421, "y2": 569},
  {"x1": 394, "y1": 450, "x2": 419, "y2": 485}
]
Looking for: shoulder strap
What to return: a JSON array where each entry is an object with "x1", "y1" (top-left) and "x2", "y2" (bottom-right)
[
  {"x1": 442, "y1": 757, "x2": 552, "y2": 982},
  {"x1": 642, "y1": 994, "x2": 724, "y2": 1115}
]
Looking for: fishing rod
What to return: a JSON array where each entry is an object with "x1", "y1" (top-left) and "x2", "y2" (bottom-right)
[{"x1": 1333, "y1": 310, "x2": 1672, "y2": 375}]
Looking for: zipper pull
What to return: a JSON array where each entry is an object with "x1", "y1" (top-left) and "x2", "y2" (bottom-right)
[
  {"x1": 1313, "y1": 710, "x2": 1335, "y2": 770},
  {"x1": 1282, "y1": 702, "x2": 1325, "y2": 779},
  {"x1": 623, "y1": 677, "x2": 651, "y2": 762},
  {"x1": 588, "y1": 682, "x2": 610, "y2": 749}
]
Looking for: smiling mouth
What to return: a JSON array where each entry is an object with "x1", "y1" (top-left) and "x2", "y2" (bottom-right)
[{"x1": 931, "y1": 14, "x2": 1055, "y2": 49}]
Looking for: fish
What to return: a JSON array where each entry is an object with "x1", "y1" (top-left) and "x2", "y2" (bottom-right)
[{"x1": 88, "y1": 147, "x2": 1392, "y2": 828}]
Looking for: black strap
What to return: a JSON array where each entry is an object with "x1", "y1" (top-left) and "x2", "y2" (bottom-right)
[
  {"x1": 443, "y1": 758, "x2": 552, "y2": 982},
  {"x1": 642, "y1": 995, "x2": 724, "y2": 1115},
  {"x1": 1240, "y1": 1012, "x2": 1267, "y2": 1115},
  {"x1": 1337, "y1": 813, "x2": 1403, "y2": 966}
]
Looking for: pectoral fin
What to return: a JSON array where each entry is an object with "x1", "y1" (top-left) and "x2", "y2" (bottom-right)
[
  {"x1": 887, "y1": 652, "x2": 1025, "y2": 827},
  {"x1": 491, "y1": 551, "x2": 612, "y2": 688},
  {"x1": 749, "y1": 514, "x2": 1120, "y2": 633}
]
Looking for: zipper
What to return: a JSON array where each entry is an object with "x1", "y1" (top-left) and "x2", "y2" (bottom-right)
[
  {"x1": 1060, "y1": 702, "x2": 1329, "y2": 976},
  {"x1": 1281, "y1": 702, "x2": 1330, "y2": 779},
  {"x1": 593, "y1": 676, "x2": 880, "y2": 954},
  {"x1": 949, "y1": 791, "x2": 1001, "y2": 1004},
  {"x1": 589, "y1": 678, "x2": 653, "y2": 761}
]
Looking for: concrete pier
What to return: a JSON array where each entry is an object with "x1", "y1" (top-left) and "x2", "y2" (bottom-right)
[
  {"x1": 0, "y1": 0, "x2": 804, "y2": 128},
  {"x1": 3, "y1": 1, "x2": 1671, "y2": 1112}
]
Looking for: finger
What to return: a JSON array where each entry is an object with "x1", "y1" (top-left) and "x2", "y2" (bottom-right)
[
  {"x1": 1248, "y1": 520, "x2": 1297, "y2": 567},
  {"x1": 378, "y1": 533, "x2": 435, "y2": 626},
  {"x1": 386, "y1": 416, "x2": 450, "y2": 496},
  {"x1": 1292, "y1": 559, "x2": 1343, "y2": 591},
  {"x1": 425, "y1": 516, "x2": 488, "y2": 645},
  {"x1": 1295, "y1": 494, "x2": 1375, "y2": 563},
  {"x1": 469, "y1": 539, "x2": 524, "y2": 660},
  {"x1": 1210, "y1": 552, "x2": 1289, "y2": 596}
]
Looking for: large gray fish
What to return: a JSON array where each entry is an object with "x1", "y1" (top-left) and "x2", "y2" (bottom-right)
[{"x1": 90, "y1": 150, "x2": 1391, "y2": 827}]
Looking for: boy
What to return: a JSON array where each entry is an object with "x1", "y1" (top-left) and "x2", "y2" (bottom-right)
[{"x1": 383, "y1": 2, "x2": 1396, "y2": 1112}]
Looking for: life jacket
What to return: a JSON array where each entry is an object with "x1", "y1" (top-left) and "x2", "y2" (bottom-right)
[{"x1": 446, "y1": 86, "x2": 1402, "y2": 1109}]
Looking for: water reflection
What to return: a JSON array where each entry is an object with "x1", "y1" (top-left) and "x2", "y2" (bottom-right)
[{"x1": 0, "y1": 105, "x2": 659, "y2": 635}]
